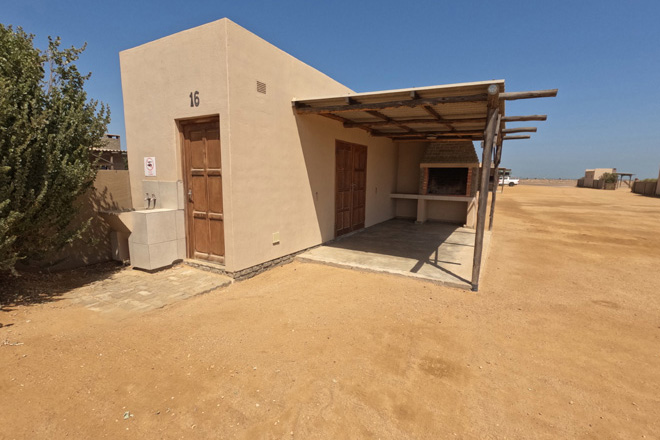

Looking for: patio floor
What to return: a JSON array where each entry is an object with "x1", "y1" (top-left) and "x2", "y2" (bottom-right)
[
  {"x1": 297, "y1": 219, "x2": 490, "y2": 290},
  {"x1": 63, "y1": 264, "x2": 232, "y2": 315}
]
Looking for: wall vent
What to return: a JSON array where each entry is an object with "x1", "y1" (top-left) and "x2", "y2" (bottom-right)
[{"x1": 256, "y1": 81, "x2": 267, "y2": 94}]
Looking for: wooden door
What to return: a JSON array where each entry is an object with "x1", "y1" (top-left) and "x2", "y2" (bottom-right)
[
  {"x1": 335, "y1": 141, "x2": 367, "y2": 237},
  {"x1": 182, "y1": 120, "x2": 225, "y2": 263}
]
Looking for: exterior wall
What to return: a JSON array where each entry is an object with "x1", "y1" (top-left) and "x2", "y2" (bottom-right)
[
  {"x1": 31, "y1": 170, "x2": 133, "y2": 270},
  {"x1": 93, "y1": 170, "x2": 133, "y2": 211},
  {"x1": 120, "y1": 20, "x2": 231, "y2": 269},
  {"x1": 584, "y1": 170, "x2": 595, "y2": 188},
  {"x1": 223, "y1": 21, "x2": 397, "y2": 272},
  {"x1": 395, "y1": 142, "x2": 425, "y2": 218},
  {"x1": 120, "y1": 19, "x2": 398, "y2": 272},
  {"x1": 93, "y1": 170, "x2": 133, "y2": 262},
  {"x1": 120, "y1": 20, "x2": 230, "y2": 207}
]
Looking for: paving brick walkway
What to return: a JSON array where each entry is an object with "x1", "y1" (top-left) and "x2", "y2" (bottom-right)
[{"x1": 63, "y1": 264, "x2": 232, "y2": 315}]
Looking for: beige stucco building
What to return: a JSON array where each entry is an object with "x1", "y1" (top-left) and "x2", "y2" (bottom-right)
[
  {"x1": 581, "y1": 168, "x2": 616, "y2": 188},
  {"x1": 117, "y1": 19, "x2": 493, "y2": 274}
]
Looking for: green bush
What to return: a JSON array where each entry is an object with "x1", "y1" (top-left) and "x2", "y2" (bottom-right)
[
  {"x1": 601, "y1": 173, "x2": 618, "y2": 184},
  {"x1": 0, "y1": 25, "x2": 109, "y2": 273}
]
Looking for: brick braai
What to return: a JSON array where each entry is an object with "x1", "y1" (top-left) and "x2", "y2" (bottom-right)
[{"x1": 418, "y1": 141, "x2": 479, "y2": 196}]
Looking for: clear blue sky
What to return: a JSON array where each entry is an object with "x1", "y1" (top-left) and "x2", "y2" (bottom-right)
[{"x1": 4, "y1": 0, "x2": 660, "y2": 178}]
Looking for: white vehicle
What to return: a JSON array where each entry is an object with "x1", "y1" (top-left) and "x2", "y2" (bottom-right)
[{"x1": 498, "y1": 176, "x2": 520, "y2": 186}]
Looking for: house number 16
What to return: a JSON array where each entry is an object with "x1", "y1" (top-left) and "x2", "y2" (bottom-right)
[{"x1": 189, "y1": 91, "x2": 200, "y2": 107}]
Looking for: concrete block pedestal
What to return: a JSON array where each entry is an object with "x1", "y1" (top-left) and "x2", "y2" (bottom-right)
[{"x1": 128, "y1": 208, "x2": 186, "y2": 270}]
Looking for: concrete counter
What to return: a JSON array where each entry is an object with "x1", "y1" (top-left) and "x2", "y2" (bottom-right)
[{"x1": 390, "y1": 193, "x2": 476, "y2": 228}]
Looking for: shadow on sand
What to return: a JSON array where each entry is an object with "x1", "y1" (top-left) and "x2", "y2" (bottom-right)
[{"x1": 0, "y1": 261, "x2": 124, "y2": 314}]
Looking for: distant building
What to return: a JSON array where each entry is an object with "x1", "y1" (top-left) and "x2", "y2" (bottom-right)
[
  {"x1": 579, "y1": 168, "x2": 616, "y2": 189},
  {"x1": 90, "y1": 134, "x2": 127, "y2": 170}
]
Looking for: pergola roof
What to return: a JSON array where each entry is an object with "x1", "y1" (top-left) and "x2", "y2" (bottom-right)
[
  {"x1": 293, "y1": 80, "x2": 555, "y2": 143},
  {"x1": 294, "y1": 79, "x2": 557, "y2": 291}
]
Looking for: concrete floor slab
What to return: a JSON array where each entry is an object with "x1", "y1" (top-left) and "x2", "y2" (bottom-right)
[{"x1": 297, "y1": 219, "x2": 490, "y2": 290}]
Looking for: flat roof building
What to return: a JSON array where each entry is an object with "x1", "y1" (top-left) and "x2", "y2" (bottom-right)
[{"x1": 118, "y1": 18, "x2": 555, "y2": 290}]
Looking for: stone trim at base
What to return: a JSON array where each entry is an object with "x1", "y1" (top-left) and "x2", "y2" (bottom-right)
[{"x1": 184, "y1": 245, "x2": 319, "y2": 281}]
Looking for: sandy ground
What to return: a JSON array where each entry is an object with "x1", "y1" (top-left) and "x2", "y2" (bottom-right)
[{"x1": 1, "y1": 186, "x2": 659, "y2": 439}]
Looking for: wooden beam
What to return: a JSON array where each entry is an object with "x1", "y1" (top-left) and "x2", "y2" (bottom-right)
[
  {"x1": 422, "y1": 105, "x2": 457, "y2": 131},
  {"x1": 499, "y1": 89, "x2": 558, "y2": 101},
  {"x1": 494, "y1": 138, "x2": 503, "y2": 165},
  {"x1": 366, "y1": 110, "x2": 415, "y2": 133},
  {"x1": 471, "y1": 107, "x2": 498, "y2": 291},
  {"x1": 320, "y1": 113, "x2": 352, "y2": 124},
  {"x1": 422, "y1": 105, "x2": 444, "y2": 120},
  {"x1": 366, "y1": 110, "x2": 388, "y2": 120},
  {"x1": 371, "y1": 130, "x2": 484, "y2": 138},
  {"x1": 394, "y1": 137, "x2": 481, "y2": 143},
  {"x1": 503, "y1": 135, "x2": 531, "y2": 140},
  {"x1": 502, "y1": 127, "x2": 537, "y2": 134},
  {"x1": 488, "y1": 114, "x2": 503, "y2": 232},
  {"x1": 502, "y1": 115, "x2": 547, "y2": 122},
  {"x1": 392, "y1": 135, "x2": 482, "y2": 142},
  {"x1": 487, "y1": 83, "x2": 500, "y2": 109},
  {"x1": 318, "y1": 113, "x2": 386, "y2": 137},
  {"x1": 342, "y1": 117, "x2": 487, "y2": 128},
  {"x1": 294, "y1": 93, "x2": 489, "y2": 114},
  {"x1": 489, "y1": 165, "x2": 498, "y2": 232}
]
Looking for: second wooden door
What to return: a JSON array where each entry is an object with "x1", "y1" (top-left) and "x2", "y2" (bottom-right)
[{"x1": 335, "y1": 140, "x2": 367, "y2": 237}]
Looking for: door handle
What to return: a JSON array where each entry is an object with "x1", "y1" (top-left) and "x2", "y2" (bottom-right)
[{"x1": 188, "y1": 189, "x2": 193, "y2": 202}]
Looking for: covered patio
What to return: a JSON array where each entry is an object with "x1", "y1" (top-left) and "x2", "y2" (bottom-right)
[
  {"x1": 294, "y1": 80, "x2": 557, "y2": 291},
  {"x1": 298, "y1": 219, "x2": 489, "y2": 290}
]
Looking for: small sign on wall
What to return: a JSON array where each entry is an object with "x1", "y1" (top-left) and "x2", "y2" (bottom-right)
[{"x1": 144, "y1": 157, "x2": 156, "y2": 177}]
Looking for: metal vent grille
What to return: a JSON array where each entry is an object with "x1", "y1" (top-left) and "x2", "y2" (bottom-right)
[{"x1": 256, "y1": 81, "x2": 267, "y2": 94}]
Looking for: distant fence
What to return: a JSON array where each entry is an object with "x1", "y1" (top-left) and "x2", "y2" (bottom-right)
[
  {"x1": 576, "y1": 178, "x2": 608, "y2": 189},
  {"x1": 632, "y1": 180, "x2": 659, "y2": 197}
]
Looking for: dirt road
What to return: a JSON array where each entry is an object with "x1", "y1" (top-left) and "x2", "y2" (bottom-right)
[{"x1": 1, "y1": 186, "x2": 659, "y2": 439}]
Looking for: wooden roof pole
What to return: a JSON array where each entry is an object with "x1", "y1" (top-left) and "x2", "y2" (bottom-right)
[
  {"x1": 499, "y1": 89, "x2": 558, "y2": 101},
  {"x1": 503, "y1": 135, "x2": 531, "y2": 140},
  {"x1": 489, "y1": 131, "x2": 504, "y2": 232},
  {"x1": 502, "y1": 127, "x2": 537, "y2": 134},
  {"x1": 471, "y1": 92, "x2": 500, "y2": 292},
  {"x1": 502, "y1": 115, "x2": 547, "y2": 122}
]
